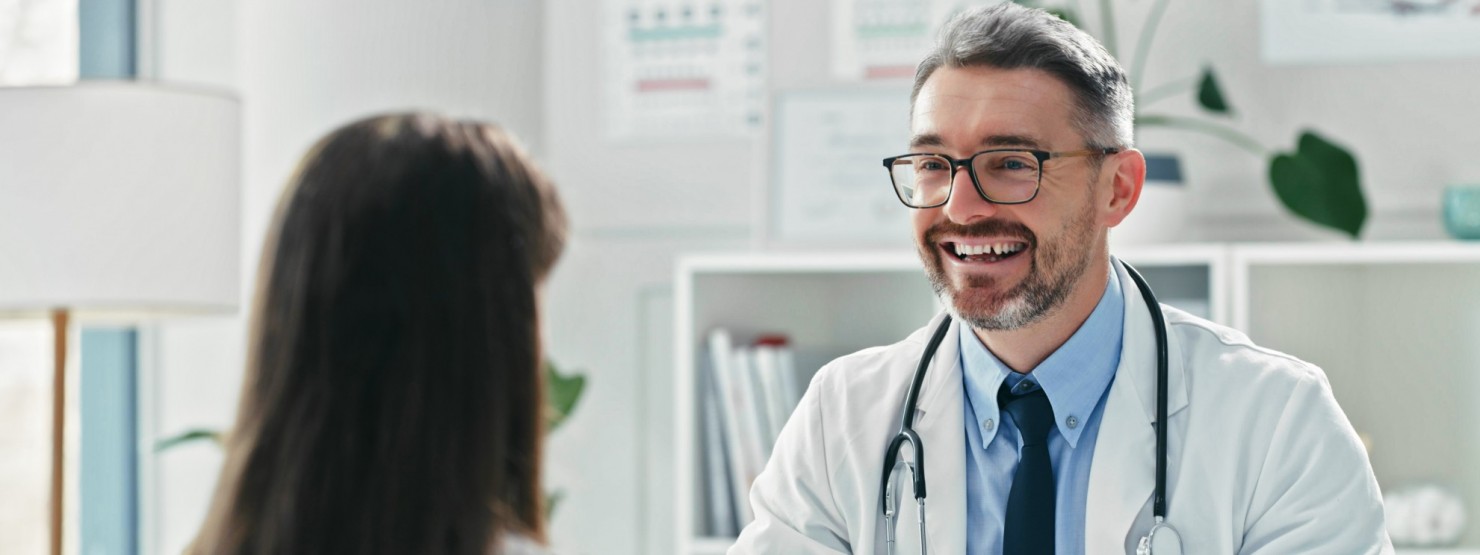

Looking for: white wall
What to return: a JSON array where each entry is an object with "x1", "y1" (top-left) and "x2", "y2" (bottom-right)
[{"x1": 144, "y1": 1, "x2": 1480, "y2": 554}]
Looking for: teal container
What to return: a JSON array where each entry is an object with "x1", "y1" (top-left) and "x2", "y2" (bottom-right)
[{"x1": 1445, "y1": 186, "x2": 1480, "y2": 240}]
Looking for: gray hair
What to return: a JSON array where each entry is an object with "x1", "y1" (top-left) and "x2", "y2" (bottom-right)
[{"x1": 911, "y1": 3, "x2": 1135, "y2": 149}]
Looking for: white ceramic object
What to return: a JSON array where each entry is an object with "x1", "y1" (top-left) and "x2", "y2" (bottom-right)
[{"x1": 1386, "y1": 485, "x2": 1467, "y2": 547}]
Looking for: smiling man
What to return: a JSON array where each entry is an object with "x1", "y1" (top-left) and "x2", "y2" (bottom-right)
[{"x1": 731, "y1": 4, "x2": 1392, "y2": 554}]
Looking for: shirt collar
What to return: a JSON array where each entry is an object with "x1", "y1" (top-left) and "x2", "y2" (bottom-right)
[{"x1": 960, "y1": 264, "x2": 1124, "y2": 448}]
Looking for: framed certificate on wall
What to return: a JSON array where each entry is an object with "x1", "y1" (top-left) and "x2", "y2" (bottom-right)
[
  {"x1": 763, "y1": 87, "x2": 915, "y2": 247},
  {"x1": 1262, "y1": 0, "x2": 1480, "y2": 64}
]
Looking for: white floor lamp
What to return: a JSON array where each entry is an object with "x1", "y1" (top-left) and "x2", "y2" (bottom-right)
[{"x1": 0, "y1": 82, "x2": 240, "y2": 555}]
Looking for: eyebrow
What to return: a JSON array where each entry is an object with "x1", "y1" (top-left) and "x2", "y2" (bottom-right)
[{"x1": 908, "y1": 133, "x2": 1045, "y2": 151}]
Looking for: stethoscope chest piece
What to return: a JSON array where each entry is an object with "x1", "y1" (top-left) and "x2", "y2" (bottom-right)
[{"x1": 1136, "y1": 520, "x2": 1183, "y2": 555}]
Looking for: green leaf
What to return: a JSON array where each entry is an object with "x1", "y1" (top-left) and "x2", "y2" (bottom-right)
[
  {"x1": 1268, "y1": 131, "x2": 1367, "y2": 238},
  {"x1": 1197, "y1": 67, "x2": 1231, "y2": 115},
  {"x1": 545, "y1": 360, "x2": 586, "y2": 433},
  {"x1": 155, "y1": 428, "x2": 224, "y2": 452},
  {"x1": 545, "y1": 489, "x2": 565, "y2": 522}
]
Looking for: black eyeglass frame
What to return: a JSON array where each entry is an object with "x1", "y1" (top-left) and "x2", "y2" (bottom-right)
[{"x1": 882, "y1": 147, "x2": 1121, "y2": 208}]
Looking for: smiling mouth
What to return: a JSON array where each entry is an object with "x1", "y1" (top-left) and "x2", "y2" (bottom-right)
[{"x1": 943, "y1": 241, "x2": 1029, "y2": 263}]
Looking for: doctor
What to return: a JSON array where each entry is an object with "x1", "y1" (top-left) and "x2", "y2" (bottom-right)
[{"x1": 733, "y1": 4, "x2": 1392, "y2": 554}]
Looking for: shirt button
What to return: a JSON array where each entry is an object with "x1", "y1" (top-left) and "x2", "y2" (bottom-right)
[
  {"x1": 1066, "y1": 415, "x2": 1079, "y2": 429},
  {"x1": 984, "y1": 418, "x2": 995, "y2": 432}
]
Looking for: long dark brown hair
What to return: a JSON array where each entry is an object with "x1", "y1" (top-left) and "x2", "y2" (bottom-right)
[{"x1": 192, "y1": 113, "x2": 567, "y2": 555}]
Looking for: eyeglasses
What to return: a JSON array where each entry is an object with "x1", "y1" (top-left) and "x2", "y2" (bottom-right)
[{"x1": 883, "y1": 147, "x2": 1120, "y2": 208}]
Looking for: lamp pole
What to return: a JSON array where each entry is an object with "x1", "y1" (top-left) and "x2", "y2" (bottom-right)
[{"x1": 50, "y1": 309, "x2": 68, "y2": 555}]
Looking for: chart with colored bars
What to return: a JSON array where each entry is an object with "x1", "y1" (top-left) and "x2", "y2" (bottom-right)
[
  {"x1": 832, "y1": 0, "x2": 974, "y2": 81},
  {"x1": 605, "y1": 0, "x2": 767, "y2": 140}
]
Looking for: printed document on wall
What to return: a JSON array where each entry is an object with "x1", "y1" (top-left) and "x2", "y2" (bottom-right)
[
  {"x1": 604, "y1": 0, "x2": 768, "y2": 140},
  {"x1": 770, "y1": 88, "x2": 913, "y2": 245},
  {"x1": 831, "y1": 0, "x2": 976, "y2": 80}
]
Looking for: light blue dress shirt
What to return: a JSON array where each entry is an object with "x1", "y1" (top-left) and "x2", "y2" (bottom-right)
[{"x1": 962, "y1": 268, "x2": 1124, "y2": 555}]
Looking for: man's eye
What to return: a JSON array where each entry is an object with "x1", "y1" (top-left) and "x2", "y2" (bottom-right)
[
  {"x1": 999, "y1": 157, "x2": 1037, "y2": 171},
  {"x1": 917, "y1": 160, "x2": 948, "y2": 171}
]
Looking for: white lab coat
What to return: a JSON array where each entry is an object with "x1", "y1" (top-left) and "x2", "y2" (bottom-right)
[{"x1": 733, "y1": 261, "x2": 1393, "y2": 554}]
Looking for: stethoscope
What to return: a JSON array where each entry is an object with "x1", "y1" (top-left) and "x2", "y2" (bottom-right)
[{"x1": 878, "y1": 261, "x2": 1184, "y2": 555}]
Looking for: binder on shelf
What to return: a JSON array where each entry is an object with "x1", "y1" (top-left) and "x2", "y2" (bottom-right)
[
  {"x1": 775, "y1": 345, "x2": 801, "y2": 413},
  {"x1": 732, "y1": 346, "x2": 773, "y2": 464},
  {"x1": 700, "y1": 361, "x2": 738, "y2": 536},
  {"x1": 753, "y1": 335, "x2": 797, "y2": 442},
  {"x1": 707, "y1": 328, "x2": 759, "y2": 525}
]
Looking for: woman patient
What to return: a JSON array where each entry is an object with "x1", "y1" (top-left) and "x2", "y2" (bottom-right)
[{"x1": 190, "y1": 113, "x2": 567, "y2": 555}]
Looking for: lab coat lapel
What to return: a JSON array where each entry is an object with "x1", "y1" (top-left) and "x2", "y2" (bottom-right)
[
  {"x1": 1083, "y1": 365, "x2": 1156, "y2": 554},
  {"x1": 892, "y1": 315, "x2": 968, "y2": 555},
  {"x1": 1083, "y1": 261, "x2": 1190, "y2": 555}
]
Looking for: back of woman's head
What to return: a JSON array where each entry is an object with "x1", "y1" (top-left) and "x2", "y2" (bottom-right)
[{"x1": 193, "y1": 113, "x2": 567, "y2": 555}]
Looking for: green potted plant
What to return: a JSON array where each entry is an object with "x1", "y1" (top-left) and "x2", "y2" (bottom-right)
[
  {"x1": 540, "y1": 360, "x2": 587, "y2": 519},
  {"x1": 1015, "y1": 0, "x2": 1368, "y2": 238}
]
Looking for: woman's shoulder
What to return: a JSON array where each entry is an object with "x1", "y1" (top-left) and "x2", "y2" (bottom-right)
[{"x1": 495, "y1": 533, "x2": 555, "y2": 555}]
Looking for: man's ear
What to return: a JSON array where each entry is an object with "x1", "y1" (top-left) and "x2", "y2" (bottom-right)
[{"x1": 1102, "y1": 149, "x2": 1146, "y2": 228}]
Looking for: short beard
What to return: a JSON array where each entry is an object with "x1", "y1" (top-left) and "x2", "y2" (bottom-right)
[{"x1": 918, "y1": 200, "x2": 1099, "y2": 331}]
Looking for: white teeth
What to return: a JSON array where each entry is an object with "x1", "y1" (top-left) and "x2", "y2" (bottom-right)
[{"x1": 955, "y1": 242, "x2": 1025, "y2": 257}]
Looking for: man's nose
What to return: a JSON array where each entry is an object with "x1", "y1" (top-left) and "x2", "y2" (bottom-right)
[{"x1": 942, "y1": 166, "x2": 999, "y2": 224}]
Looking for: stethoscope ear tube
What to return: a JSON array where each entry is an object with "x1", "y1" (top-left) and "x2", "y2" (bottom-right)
[
  {"x1": 877, "y1": 316, "x2": 953, "y2": 512},
  {"x1": 881, "y1": 429, "x2": 924, "y2": 502},
  {"x1": 1122, "y1": 262, "x2": 1170, "y2": 521}
]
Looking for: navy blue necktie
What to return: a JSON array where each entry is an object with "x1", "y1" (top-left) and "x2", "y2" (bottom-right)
[{"x1": 999, "y1": 383, "x2": 1056, "y2": 555}]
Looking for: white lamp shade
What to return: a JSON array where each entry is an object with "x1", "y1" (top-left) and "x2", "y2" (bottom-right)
[{"x1": 0, "y1": 83, "x2": 240, "y2": 316}]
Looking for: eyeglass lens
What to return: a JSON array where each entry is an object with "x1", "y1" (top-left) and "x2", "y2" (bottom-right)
[{"x1": 889, "y1": 151, "x2": 1041, "y2": 207}]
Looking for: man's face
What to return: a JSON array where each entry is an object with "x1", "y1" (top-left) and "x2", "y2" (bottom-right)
[{"x1": 910, "y1": 65, "x2": 1111, "y2": 330}]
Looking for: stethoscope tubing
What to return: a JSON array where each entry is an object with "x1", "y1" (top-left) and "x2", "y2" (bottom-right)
[
  {"x1": 878, "y1": 315, "x2": 953, "y2": 513},
  {"x1": 1124, "y1": 263, "x2": 1171, "y2": 520},
  {"x1": 878, "y1": 260, "x2": 1174, "y2": 550}
]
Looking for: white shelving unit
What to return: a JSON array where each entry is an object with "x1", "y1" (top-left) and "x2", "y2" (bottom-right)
[
  {"x1": 674, "y1": 251, "x2": 932, "y2": 555},
  {"x1": 673, "y1": 245, "x2": 1227, "y2": 554}
]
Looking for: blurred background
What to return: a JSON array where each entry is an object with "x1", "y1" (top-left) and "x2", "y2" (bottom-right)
[{"x1": 3, "y1": 0, "x2": 1480, "y2": 554}]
